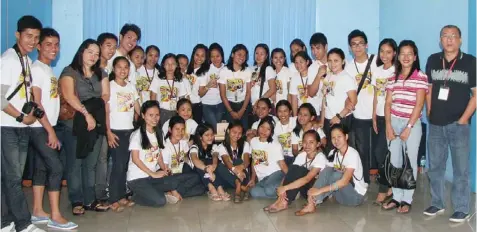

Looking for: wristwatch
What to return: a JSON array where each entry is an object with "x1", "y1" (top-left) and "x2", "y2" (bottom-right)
[
  {"x1": 16, "y1": 113, "x2": 24, "y2": 123},
  {"x1": 335, "y1": 113, "x2": 343, "y2": 120},
  {"x1": 406, "y1": 123, "x2": 413, "y2": 129}
]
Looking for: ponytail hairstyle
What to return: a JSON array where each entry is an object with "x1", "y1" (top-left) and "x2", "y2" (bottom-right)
[
  {"x1": 144, "y1": 45, "x2": 161, "y2": 70},
  {"x1": 191, "y1": 123, "x2": 215, "y2": 159},
  {"x1": 326, "y1": 124, "x2": 350, "y2": 162},
  {"x1": 302, "y1": 129, "x2": 325, "y2": 154},
  {"x1": 256, "y1": 97, "x2": 272, "y2": 113},
  {"x1": 289, "y1": 38, "x2": 307, "y2": 63},
  {"x1": 257, "y1": 115, "x2": 276, "y2": 143},
  {"x1": 293, "y1": 51, "x2": 313, "y2": 68},
  {"x1": 222, "y1": 120, "x2": 245, "y2": 159},
  {"x1": 136, "y1": 100, "x2": 164, "y2": 150},
  {"x1": 293, "y1": 103, "x2": 317, "y2": 136},
  {"x1": 176, "y1": 97, "x2": 192, "y2": 112},
  {"x1": 109, "y1": 56, "x2": 130, "y2": 81},
  {"x1": 271, "y1": 48, "x2": 288, "y2": 69},
  {"x1": 164, "y1": 115, "x2": 186, "y2": 141},
  {"x1": 128, "y1": 45, "x2": 144, "y2": 60},
  {"x1": 276, "y1": 99, "x2": 292, "y2": 112}
]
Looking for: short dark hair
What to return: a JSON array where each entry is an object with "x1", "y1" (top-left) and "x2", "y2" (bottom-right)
[
  {"x1": 177, "y1": 54, "x2": 188, "y2": 61},
  {"x1": 440, "y1": 25, "x2": 462, "y2": 37},
  {"x1": 17, "y1": 15, "x2": 42, "y2": 32},
  {"x1": 39, "y1": 28, "x2": 59, "y2": 44},
  {"x1": 97, "y1": 32, "x2": 118, "y2": 46},
  {"x1": 209, "y1": 43, "x2": 225, "y2": 64},
  {"x1": 309, "y1": 33, "x2": 328, "y2": 46},
  {"x1": 120, "y1": 23, "x2": 141, "y2": 41},
  {"x1": 348, "y1": 29, "x2": 368, "y2": 45},
  {"x1": 327, "y1": 48, "x2": 346, "y2": 69}
]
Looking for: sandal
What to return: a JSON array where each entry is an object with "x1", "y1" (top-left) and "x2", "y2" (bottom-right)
[
  {"x1": 110, "y1": 203, "x2": 124, "y2": 213},
  {"x1": 242, "y1": 191, "x2": 250, "y2": 201},
  {"x1": 208, "y1": 192, "x2": 222, "y2": 201},
  {"x1": 220, "y1": 193, "x2": 231, "y2": 201},
  {"x1": 119, "y1": 199, "x2": 135, "y2": 207},
  {"x1": 72, "y1": 203, "x2": 85, "y2": 216},
  {"x1": 398, "y1": 201, "x2": 412, "y2": 214},
  {"x1": 234, "y1": 194, "x2": 242, "y2": 204},
  {"x1": 84, "y1": 200, "x2": 109, "y2": 212},
  {"x1": 295, "y1": 207, "x2": 316, "y2": 216},
  {"x1": 382, "y1": 199, "x2": 400, "y2": 211},
  {"x1": 269, "y1": 204, "x2": 288, "y2": 213}
]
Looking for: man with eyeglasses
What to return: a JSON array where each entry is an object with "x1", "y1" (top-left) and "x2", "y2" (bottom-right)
[
  {"x1": 423, "y1": 25, "x2": 476, "y2": 223},
  {"x1": 344, "y1": 29, "x2": 378, "y2": 184}
]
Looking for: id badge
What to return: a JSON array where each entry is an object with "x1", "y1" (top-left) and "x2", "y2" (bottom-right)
[
  {"x1": 235, "y1": 92, "x2": 238, "y2": 102},
  {"x1": 170, "y1": 99, "x2": 177, "y2": 110},
  {"x1": 438, "y1": 86, "x2": 449, "y2": 101}
]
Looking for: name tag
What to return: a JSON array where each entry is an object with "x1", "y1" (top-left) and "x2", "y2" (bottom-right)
[{"x1": 438, "y1": 86, "x2": 449, "y2": 101}]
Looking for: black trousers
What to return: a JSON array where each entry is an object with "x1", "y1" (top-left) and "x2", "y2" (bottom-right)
[
  {"x1": 128, "y1": 176, "x2": 178, "y2": 207},
  {"x1": 171, "y1": 164, "x2": 206, "y2": 198},
  {"x1": 192, "y1": 102, "x2": 203, "y2": 125},
  {"x1": 215, "y1": 161, "x2": 249, "y2": 189},
  {"x1": 349, "y1": 117, "x2": 372, "y2": 184},
  {"x1": 372, "y1": 116, "x2": 390, "y2": 192},
  {"x1": 194, "y1": 159, "x2": 225, "y2": 189},
  {"x1": 108, "y1": 129, "x2": 133, "y2": 203},
  {"x1": 283, "y1": 165, "x2": 315, "y2": 202}
]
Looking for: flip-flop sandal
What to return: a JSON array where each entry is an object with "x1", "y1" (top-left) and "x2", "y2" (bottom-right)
[
  {"x1": 220, "y1": 193, "x2": 231, "y2": 201},
  {"x1": 234, "y1": 194, "x2": 242, "y2": 203},
  {"x1": 110, "y1": 203, "x2": 125, "y2": 213},
  {"x1": 269, "y1": 205, "x2": 288, "y2": 213},
  {"x1": 72, "y1": 203, "x2": 85, "y2": 216},
  {"x1": 398, "y1": 201, "x2": 412, "y2": 214},
  {"x1": 84, "y1": 201, "x2": 109, "y2": 212},
  {"x1": 242, "y1": 191, "x2": 250, "y2": 201},
  {"x1": 382, "y1": 199, "x2": 400, "y2": 211}
]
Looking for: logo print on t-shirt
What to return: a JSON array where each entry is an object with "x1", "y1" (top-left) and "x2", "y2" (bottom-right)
[
  {"x1": 375, "y1": 78, "x2": 388, "y2": 97},
  {"x1": 252, "y1": 150, "x2": 268, "y2": 166},
  {"x1": 355, "y1": 73, "x2": 373, "y2": 94},
  {"x1": 171, "y1": 150, "x2": 186, "y2": 174},
  {"x1": 297, "y1": 85, "x2": 307, "y2": 103},
  {"x1": 276, "y1": 80, "x2": 283, "y2": 94},
  {"x1": 50, "y1": 77, "x2": 58, "y2": 99},
  {"x1": 136, "y1": 76, "x2": 151, "y2": 91},
  {"x1": 18, "y1": 72, "x2": 28, "y2": 99},
  {"x1": 159, "y1": 86, "x2": 178, "y2": 102},
  {"x1": 185, "y1": 74, "x2": 197, "y2": 85},
  {"x1": 278, "y1": 132, "x2": 291, "y2": 149},
  {"x1": 209, "y1": 73, "x2": 219, "y2": 81},
  {"x1": 226, "y1": 79, "x2": 244, "y2": 92},
  {"x1": 117, "y1": 92, "x2": 135, "y2": 112},
  {"x1": 322, "y1": 79, "x2": 335, "y2": 96},
  {"x1": 145, "y1": 143, "x2": 159, "y2": 163}
]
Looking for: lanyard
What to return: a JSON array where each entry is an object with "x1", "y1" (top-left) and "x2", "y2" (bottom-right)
[
  {"x1": 13, "y1": 44, "x2": 32, "y2": 102},
  {"x1": 144, "y1": 66, "x2": 155, "y2": 83},
  {"x1": 335, "y1": 146, "x2": 349, "y2": 169},
  {"x1": 300, "y1": 75, "x2": 308, "y2": 89},
  {"x1": 171, "y1": 141, "x2": 181, "y2": 159},
  {"x1": 166, "y1": 79, "x2": 175, "y2": 99},
  {"x1": 304, "y1": 153, "x2": 316, "y2": 169},
  {"x1": 353, "y1": 55, "x2": 369, "y2": 74},
  {"x1": 231, "y1": 145, "x2": 239, "y2": 160},
  {"x1": 442, "y1": 57, "x2": 457, "y2": 87}
]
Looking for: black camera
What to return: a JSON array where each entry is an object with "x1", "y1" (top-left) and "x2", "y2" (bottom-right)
[{"x1": 22, "y1": 102, "x2": 45, "y2": 119}]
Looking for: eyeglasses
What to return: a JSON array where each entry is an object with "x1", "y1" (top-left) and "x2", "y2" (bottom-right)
[
  {"x1": 351, "y1": 42, "x2": 366, "y2": 48},
  {"x1": 441, "y1": 34, "x2": 459, "y2": 40}
]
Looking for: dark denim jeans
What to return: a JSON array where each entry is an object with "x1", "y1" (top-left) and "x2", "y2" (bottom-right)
[
  {"x1": 202, "y1": 103, "x2": 225, "y2": 132},
  {"x1": 108, "y1": 129, "x2": 133, "y2": 203},
  {"x1": 223, "y1": 101, "x2": 251, "y2": 130},
  {"x1": 96, "y1": 136, "x2": 109, "y2": 201},
  {"x1": 30, "y1": 127, "x2": 63, "y2": 191},
  {"x1": 427, "y1": 122, "x2": 471, "y2": 213},
  {"x1": 1, "y1": 127, "x2": 32, "y2": 231},
  {"x1": 128, "y1": 176, "x2": 179, "y2": 207},
  {"x1": 62, "y1": 120, "x2": 104, "y2": 206},
  {"x1": 313, "y1": 167, "x2": 364, "y2": 206},
  {"x1": 55, "y1": 121, "x2": 70, "y2": 180},
  {"x1": 350, "y1": 117, "x2": 372, "y2": 184},
  {"x1": 372, "y1": 116, "x2": 390, "y2": 193}
]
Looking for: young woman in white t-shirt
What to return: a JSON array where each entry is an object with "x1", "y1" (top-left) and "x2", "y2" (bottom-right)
[
  {"x1": 199, "y1": 43, "x2": 225, "y2": 131},
  {"x1": 189, "y1": 123, "x2": 230, "y2": 201},
  {"x1": 214, "y1": 120, "x2": 252, "y2": 203},
  {"x1": 249, "y1": 116, "x2": 288, "y2": 199},
  {"x1": 150, "y1": 53, "x2": 189, "y2": 126},
  {"x1": 289, "y1": 51, "x2": 313, "y2": 116},
  {"x1": 162, "y1": 98, "x2": 198, "y2": 145},
  {"x1": 289, "y1": 39, "x2": 307, "y2": 74},
  {"x1": 245, "y1": 98, "x2": 277, "y2": 142},
  {"x1": 185, "y1": 44, "x2": 209, "y2": 124},
  {"x1": 249, "y1": 44, "x2": 276, "y2": 109},
  {"x1": 160, "y1": 115, "x2": 206, "y2": 198},
  {"x1": 264, "y1": 130, "x2": 328, "y2": 213},
  {"x1": 296, "y1": 124, "x2": 367, "y2": 216},
  {"x1": 129, "y1": 46, "x2": 144, "y2": 71},
  {"x1": 319, "y1": 48, "x2": 357, "y2": 149},
  {"x1": 135, "y1": 45, "x2": 160, "y2": 103},
  {"x1": 372, "y1": 39, "x2": 397, "y2": 205},
  {"x1": 219, "y1": 44, "x2": 252, "y2": 130},
  {"x1": 291, "y1": 103, "x2": 327, "y2": 156},
  {"x1": 105, "y1": 57, "x2": 141, "y2": 212},
  {"x1": 127, "y1": 101, "x2": 182, "y2": 207},
  {"x1": 270, "y1": 48, "x2": 292, "y2": 104},
  {"x1": 274, "y1": 100, "x2": 296, "y2": 165}
]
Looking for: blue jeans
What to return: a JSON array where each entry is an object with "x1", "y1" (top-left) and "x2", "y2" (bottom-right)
[
  {"x1": 312, "y1": 167, "x2": 364, "y2": 206},
  {"x1": 55, "y1": 122, "x2": 70, "y2": 180},
  {"x1": 388, "y1": 116, "x2": 422, "y2": 204},
  {"x1": 223, "y1": 101, "x2": 251, "y2": 130},
  {"x1": 108, "y1": 130, "x2": 133, "y2": 203},
  {"x1": 202, "y1": 103, "x2": 224, "y2": 132},
  {"x1": 63, "y1": 120, "x2": 104, "y2": 206},
  {"x1": 250, "y1": 170, "x2": 284, "y2": 198},
  {"x1": 1, "y1": 127, "x2": 31, "y2": 231},
  {"x1": 427, "y1": 122, "x2": 470, "y2": 213},
  {"x1": 30, "y1": 127, "x2": 63, "y2": 191}
]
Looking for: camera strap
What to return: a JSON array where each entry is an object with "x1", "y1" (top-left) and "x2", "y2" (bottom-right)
[{"x1": 6, "y1": 44, "x2": 33, "y2": 102}]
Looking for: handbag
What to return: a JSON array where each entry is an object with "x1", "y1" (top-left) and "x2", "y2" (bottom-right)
[
  {"x1": 384, "y1": 141, "x2": 416, "y2": 189},
  {"x1": 58, "y1": 76, "x2": 77, "y2": 120}
]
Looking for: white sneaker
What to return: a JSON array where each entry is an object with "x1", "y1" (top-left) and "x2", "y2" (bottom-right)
[
  {"x1": 1, "y1": 222, "x2": 15, "y2": 232},
  {"x1": 19, "y1": 224, "x2": 45, "y2": 232},
  {"x1": 165, "y1": 194, "x2": 179, "y2": 204}
]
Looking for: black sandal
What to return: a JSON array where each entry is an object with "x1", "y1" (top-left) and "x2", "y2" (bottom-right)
[
  {"x1": 72, "y1": 202, "x2": 85, "y2": 216},
  {"x1": 382, "y1": 199, "x2": 400, "y2": 211},
  {"x1": 84, "y1": 200, "x2": 109, "y2": 212},
  {"x1": 398, "y1": 201, "x2": 412, "y2": 214}
]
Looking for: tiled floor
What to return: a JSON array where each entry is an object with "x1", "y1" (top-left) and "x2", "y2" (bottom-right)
[{"x1": 26, "y1": 174, "x2": 476, "y2": 232}]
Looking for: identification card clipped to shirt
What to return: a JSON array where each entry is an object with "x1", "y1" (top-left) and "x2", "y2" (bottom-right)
[{"x1": 438, "y1": 86, "x2": 449, "y2": 101}]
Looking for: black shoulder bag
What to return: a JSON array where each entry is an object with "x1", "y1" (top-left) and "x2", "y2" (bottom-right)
[
  {"x1": 356, "y1": 54, "x2": 374, "y2": 95},
  {"x1": 384, "y1": 141, "x2": 417, "y2": 189}
]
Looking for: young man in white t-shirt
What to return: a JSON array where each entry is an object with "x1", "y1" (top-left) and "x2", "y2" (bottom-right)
[
  {"x1": 0, "y1": 16, "x2": 46, "y2": 232},
  {"x1": 307, "y1": 33, "x2": 329, "y2": 118},
  {"x1": 107, "y1": 24, "x2": 141, "y2": 80},
  {"x1": 97, "y1": 33, "x2": 118, "y2": 74},
  {"x1": 343, "y1": 30, "x2": 378, "y2": 184},
  {"x1": 29, "y1": 28, "x2": 77, "y2": 230}
]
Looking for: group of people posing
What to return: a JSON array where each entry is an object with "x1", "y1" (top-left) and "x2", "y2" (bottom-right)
[{"x1": 1, "y1": 15, "x2": 475, "y2": 232}]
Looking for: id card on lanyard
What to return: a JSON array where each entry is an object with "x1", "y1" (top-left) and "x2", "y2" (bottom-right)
[{"x1": 438, "y1": 58, "x2": 457, "y2": 101}]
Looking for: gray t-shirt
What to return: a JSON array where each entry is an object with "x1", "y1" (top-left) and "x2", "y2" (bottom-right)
[{"x1": 59, "y1": 66, "x2": 106, "y2": 102}]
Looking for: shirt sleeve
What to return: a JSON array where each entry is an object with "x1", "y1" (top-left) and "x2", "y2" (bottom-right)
[
  {"x1": 218, "y1": 69, "x2": 227, "y2": 85},
  {"x1": 178, "y1": 81, "x2": 188, "y2": 98},
  {"x1": 344, "y1": 150, "x2": 360, "y2": 171},
  {"x1": 469, "y1": 55, "x2": 476, "y2": 89},
  {"x1": 189, "y1": 120, "x2": 198, "y2": 135},
  {"x1": 312, "y1": 153, "x2": 328, "y2": 169},
  {"x1": 343, "y1": 74, "x2": 358, "y2": 92},
  {"x1": 161, "y1": 146, "x2": 172, "y2": 165},
  {"x1": 162, "y1": 120, "x2": 169, "y2": 137},
  {"x1": 265, "y1": 66, "x2": 275, "y2": 81},
  {"x1": 243, "y1": 69, "x2": 252, "y2": 83},
  {"x1": 274, "y1": 142, "x2": 284, "y2": 160},
  {"x1": 199, "y1": 74, "x2": 208, "y2": 87},
  {"x1": 31, "y1": 65, "x2": 46, "y2": 89},
  {"x1": 243, "y1": 142, "x2": 251, "y2": 156},
  {"x1": 291, "y1": 132, "x2": 299, "y2": 145},
  {"x1": 128, "y1": 131, "x2": 142, "y2": 151},
  {"x1": 316, "y1": 127, "x2": 326, "y2": 138},
  {"x1": 289, "y1": 74, "x2": 299, "y2": 95}
]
